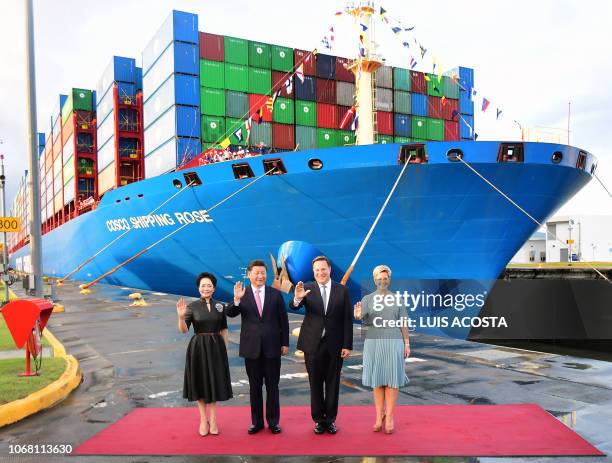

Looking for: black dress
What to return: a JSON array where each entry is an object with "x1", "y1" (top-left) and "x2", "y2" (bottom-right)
[{"x1": 183, "y1": 298, "x2": 233, "y2": 403}]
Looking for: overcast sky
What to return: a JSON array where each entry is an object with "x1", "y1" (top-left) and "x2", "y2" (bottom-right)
[{"x1": 1, "y1": 0, "x2": 611, "y2": 218}]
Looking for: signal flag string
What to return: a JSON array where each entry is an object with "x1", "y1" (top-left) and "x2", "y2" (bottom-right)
[
  {"x1": 458, "y1": 156, "x2": 612, "y2": 285},
  {"x1": 79, "y1": 167, "x2": 277, "y2": 291},
  {"x1": 58, "y1": 179, "x2": 196, "y2": 285},
  {"x1": 594, "y1": 173, "x2": 612, "y2": 199}
]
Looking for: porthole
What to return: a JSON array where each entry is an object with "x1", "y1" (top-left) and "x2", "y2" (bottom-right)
[
  {"x1": 552, "y1": 151, "x2": 563, "y2": 163},
  {"x1": 447, "y1": 149, "x2": 464, "y2": 162},
  {"x1": 308, "y1": 159, "x2": 323, "y2": 170},
  {"x1": 172, "y1": 179, "x2": 183, "y2": 189}
]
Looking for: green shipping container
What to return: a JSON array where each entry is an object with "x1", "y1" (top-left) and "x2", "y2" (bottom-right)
[
  {"x1": 442, "y1": 76, "x2": 459, "y2": 99},
  {"x1": 295, "y1": 125, "x2": 317, "y2": 150},
  {"x1": 250, "y1": 122, "x2": 272, "y2": 146},
  {"x1": 412, "y1": 116, "x2": 428, "y2": 139},
  {"x1": 427, "y1": 74, "x2": 444, "y2": 97},
  {"x1": 248, "y1": 41, "x2": 271, "y2": 69},
  {"x1": 271, "y1": 45, "x2": 294, "y2": 72},
  {"x1": 376, "y1": 134, "x2": 394, "y2": 144},
  {"x1": 61, "y1": 88, "x2": 93, "y2": 124},
  {"x1": 224, "y1": 64, "x2": 248, "y2": 92},
  {"x1": 200, "y1": 87, "x2": 225, "y2": 116},
  {"x1": 273, "y1": 97, "x2": 294, "y2": 124},
  {"x1": 200, "y1": 60, "x2": 224, "y2": 89},
  {"x1": 427, "y1": 118, "x2": 444, "y2": 141},
  {"x1": 248, "y1": 68, "x2": 272, "y2": 94},
  {"x1": 225, "y1": 91, "x2": 249, "y2": 119},
  {"x1": 394, "y1": 136, "x2": 412, "y2": 144},
  {"x1": 337, "y1": 130, "x2": 356, "y2": 146},
  {"x1": 77, "y1": 158, "x2": 94, "y2": 175},
  {"x1": 393, "y1": 68, "x2": 411, "y2": 91},
  {"x1": 295, "y1": 100, "x2": 317, "y2": 127},
  {"x1": 224, "y1": 36, "x2": 249, "y2": 65},
  {"x1": 317, "y1": 128, "x2": 338, "y2": 148},
  {"x1": 201, "y1": 115, "x2": 226, "y2": 143},
  {"x1": 393, "y1": 91, "x2": 411, "y2": 114},
  {"x1": 412, "y1": 138, "x2": 428, "y2": 143}
]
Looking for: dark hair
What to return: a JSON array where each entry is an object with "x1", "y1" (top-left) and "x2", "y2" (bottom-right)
[
  {"x1": 196, "y1": 272, "x2": 217, "y2": 288},
  {"x1": 247, "y1": 259, "x2": 267, "y2": 272},
  {"x1": 311, "y1": 255, "x2": 331, "y2": 267}
]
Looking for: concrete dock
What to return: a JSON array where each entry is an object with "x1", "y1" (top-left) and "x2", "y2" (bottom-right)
[{"x1": 1, "y1": 280, "x2": 611, "y2": 463}]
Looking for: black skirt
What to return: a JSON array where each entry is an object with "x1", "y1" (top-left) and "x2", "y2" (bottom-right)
[{"x1": 183, "y1": 333, "x2": 233, "y2": 403}]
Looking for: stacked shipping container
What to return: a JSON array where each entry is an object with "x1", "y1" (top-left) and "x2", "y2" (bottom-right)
[
  {"x1": 143, "y1": 10, "x2": 201, "y2": 178},
  {"x1": 198, "y1": 27, "x2": 473, "y2": 153},
  {"x1": 96, "y1": 56, "x2": 145, "y2": 196}
]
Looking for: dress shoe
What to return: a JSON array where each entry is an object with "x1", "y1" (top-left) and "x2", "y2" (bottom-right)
[
  {"x1": 384, "y1": 416, "x2": 394, "y2": 434},
  {"x1": 198, "y1": 421, "x2": 209, "y2": 437},
  {"x1": 269, "y1": 424, "x2": 282, "y2": 434},
  {"x1": 326, "y1": 422, "x2": 338, "y2": 434},
  {"x1": 313, "y1": 422, "x2": 326, "y2": 434},
  {"x1": 248, "y1": 425, "x2": 263, "y2": 434},
  {"x1": 209, "y1": 419, "x2": 219, "y2": 435},
  {"x1": 373, "y1": 415, "x2": 385, "y2": 432}
]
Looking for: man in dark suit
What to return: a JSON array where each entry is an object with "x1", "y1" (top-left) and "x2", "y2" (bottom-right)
[
  {"x1": 226, "y1": 260, "x2": 289, "y2": 435},
  {"x1": 289, "y1": 255, "x2": 353, "y2": 434}
]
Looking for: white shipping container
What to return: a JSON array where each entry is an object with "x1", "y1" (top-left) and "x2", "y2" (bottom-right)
[
  {"x1": 143, "y1": 43, "x2": 175, "y2": 102},
  {"x1": 145, "y1": 138, "x2": 177, "y2": 178},
  {"x1": 144, "y1": 106, "x2": 176, "y2": 154},
  {"x1": 96, "y1": 87, "x2": 115, "y2": 126},
  {"x1": 143, "y1": 75, "x2": 175, "y2": 128},
  {"x1": 336, "y1": 81, "x2": 355, "y2": 107},
  {"x1": 97, "y1": 113, "x2": 115, "y2": 150},
  {"x1": 64, "y1": 178, "x2": 75, "y2": 205},
  {"x1": 98, "y1": 163, "x2": 116, "y2": 195},
  {"x1": 62, "y1": 135, "x2": 74, "y2": 162},
  {"x1": 97, "y1": 137, "x2": 116, "y2": 172},
  {"x1": 375, "y1": 88, "x2": 393, "y2": 112},
  {"x1": 142, "y1": 13, "x2": 174, "y2": 75}
]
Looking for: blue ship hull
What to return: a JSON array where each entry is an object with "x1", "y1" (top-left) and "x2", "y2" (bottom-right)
[{"x1": 11, "y1": 142, "x2": 596, "y2": 339}]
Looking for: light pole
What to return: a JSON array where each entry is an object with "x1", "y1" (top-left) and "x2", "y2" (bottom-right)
[{"x1": 0, "y1": 153, "x2": 9, "y2": 303}]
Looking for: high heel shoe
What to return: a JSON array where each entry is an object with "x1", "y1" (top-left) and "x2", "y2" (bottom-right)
[
  {"x1": 384, "y1": 415, "x2": 394, "y2": 434},
  {"x1": 199, "y1": 420, "x2": 209, "y2": 437},
  {"x1": 373, "y1": 414, "x2": 385, "y2": 432},
  {"x1": 208, "y1": 418, "x2": 219, "y2": 435}
]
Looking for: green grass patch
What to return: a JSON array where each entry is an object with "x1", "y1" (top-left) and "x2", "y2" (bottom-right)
[
  {"x1": 0, "y1": 318, "x2": 51, "y2": 351},
  {"x1": 0, "y1": 357, "x2": 67, "y2": 404}
]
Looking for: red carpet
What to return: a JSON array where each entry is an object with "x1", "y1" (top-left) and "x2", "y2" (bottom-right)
[{"x1": 75, "y1": 404, "x2": 603, "y2": 456}]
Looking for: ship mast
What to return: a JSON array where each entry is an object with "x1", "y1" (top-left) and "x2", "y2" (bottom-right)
[{"x1": 346, "y1": 1, "x2": 383, "y2": 146}]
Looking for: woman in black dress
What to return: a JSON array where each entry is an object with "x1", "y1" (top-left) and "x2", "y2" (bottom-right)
[{"x1": 176, "y1": 272, "x2": 233, "y2": 436}]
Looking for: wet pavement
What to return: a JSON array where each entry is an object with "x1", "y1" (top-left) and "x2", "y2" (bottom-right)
[{"x1": 1, "y1": 280, "x2": 611, "y2": 463}]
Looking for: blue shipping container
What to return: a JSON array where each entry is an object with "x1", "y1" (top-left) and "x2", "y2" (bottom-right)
[
  {"x1": 113, "y1": 56, "x2": 136, "y2": 83},
  {"x1": 316, "y1": 54, "x2": 336, "y2": 80},
  {"x1": 394, "y1": 114, "x2": 412, "y2": 137},
  {"x1": 411, "y1": 92, "x2": 428, "y2": 116},
  {"x1": 460, "y1": 114, "x2": 475, "y2": 139},
  {"x1": 175, "y1": 74, "x2": 200, "y2": 107},
  {"x1": 458, "y1": 66, "x2": 474, "y2": 90},
  {"x1": 59, "y1": 94, "x2": 68, "y2": 111},
  {"x1": 92, "y1": 90, "x2": 97, "y2": 110},
  {"x1": 135, "y1": 67, "x2": 143, "y2": 91},
  {"x1": 173, "y1": 41, "x2": 199, "y2": 76},
  {"x1": 38, "y1": 133, "x2": 45, "y2": 156},
  {"x1": 171, "y1": 10, "x2": 198, "y2": 45},
  {"x1": 459, "y1": 90, "x2": 474, "y2": 115},
  {"x1": 295, "y1": 76, "x2": 316, "y2": 101},
  {"x1": 176, "y1": 136, "x2": 202, "y2": 165},
  {"x1": 176, "y1": 105, "x2": 201, "y2": 138}
]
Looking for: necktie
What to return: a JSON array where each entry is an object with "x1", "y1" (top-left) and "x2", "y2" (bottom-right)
[
  {"x1": 321, "y1": 285, "x2": 328, "y2": 314},
  {"x1": 255, "y1": 288, "x2": 263, "y2": 317}
]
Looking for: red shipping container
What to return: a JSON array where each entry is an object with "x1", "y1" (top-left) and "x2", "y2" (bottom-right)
[
  {"x1": 272, "y1": 123, "x2": 295, "y2": 150},
  {"x1": 336, "y1": 57, "x2": 355, "y2": 83},
  {"x1": 337, "y1": 105, "x2": 351, "y2": 129},
  {"x1": 317, "y1": 103, "x2": 337, "y2": 129},
  {"x1": 428, "y1": 96, "x2": 443, "y2": 119},
  {"x1": 442, "y1": 98, "x2": 459, "y2": 121},
  {"x1": 444, "y1": 120, "x2": 460, "y2": 141},
  {"x1": 316, "y1": 78, "x2": 337, "y2": 104},
  {"x1": 249, "y1": 94, "x2": 273, "y2": 122},
  {"x1": 199, "y1": 32, "x2": 224, "y2": 61},
  {"x1": 53, "y1": 137, "x2": 63, "y2": 159},
  {"x1": 271, "y1": 71, "x2": 294, "y2": 99},
  {"x1": 294, "y1": 49, "x2": 316, "y2": 75},
  {"x1": 377, "y1": 111, "x2": 394, "y2": 135},
  {"x1": 411, "y1": 71, "x2": 427, "y2": 94}
]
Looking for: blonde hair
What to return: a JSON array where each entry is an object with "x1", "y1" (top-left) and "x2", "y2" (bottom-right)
[{"x1": 372, "y1": 265, "x2": 392, "y2": 280}]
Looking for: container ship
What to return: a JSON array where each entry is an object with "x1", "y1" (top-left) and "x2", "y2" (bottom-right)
[{"x1": 9, "y1": 8, "x2": 598, "y2": 339}]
